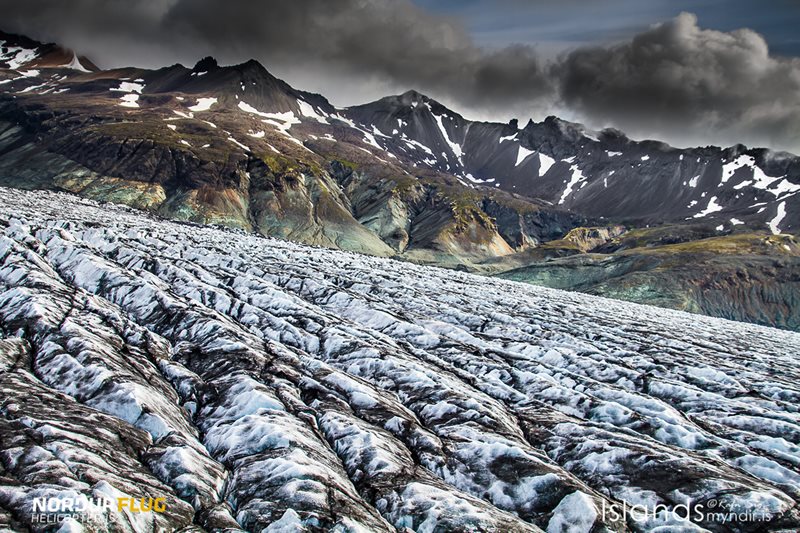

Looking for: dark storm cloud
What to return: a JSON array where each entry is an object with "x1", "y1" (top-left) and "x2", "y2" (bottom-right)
[
  {"x1": 1, "y1": 2, "x2": 799, "y2": 152},
  {"x1": 557, "y1": 12, "x2": 800, "y2": 152},
  {"x1": 0, "y1": 0, "x2": 183, "y2": 68},
  {"x1": 164, "y1": 0, "x2": 554, "y2": 111},
  {"x1": 0, "y1": 0, "x2": 554, "y2": 112}
]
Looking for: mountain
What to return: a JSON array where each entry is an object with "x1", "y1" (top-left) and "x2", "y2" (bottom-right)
[
  {"x1": 0, "y1": 35, "x2": 587, "y2": 264},
  {"x1": 346, "y1": 90, "x2": 800, "y2": 231},
  {"x1": 2, "y1": 187, "x2": 800, "y2": 532},
  {"x1": 0, "y1": 30, "x2": 97, "y2": 72},
  {"x1": 0, "y1": 31, "x2": 798, "y2": 330}
]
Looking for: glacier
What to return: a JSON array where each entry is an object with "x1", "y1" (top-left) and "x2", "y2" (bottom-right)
[{"x1": 0, "y1": 187, "x2": 799, "y2": 532}]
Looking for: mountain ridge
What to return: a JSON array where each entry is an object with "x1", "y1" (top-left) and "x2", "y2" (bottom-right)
[{"x1": 1, "y1": 30, "x2": 798, "y2": 330}]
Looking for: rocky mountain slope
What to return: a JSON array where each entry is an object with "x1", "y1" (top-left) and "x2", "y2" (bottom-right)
[
  {"x1": 1, "y1": 30, "x2": 799, "y2": 329},
  {"x1": 493, "y1": 227, "x2": 800, "y2": 331},
  {"x1": 345, "y1": 92, "x2": 800, "y2": 232},
  {"x1": 0, "y1": 31, "x2": 588, "y2": 267},
  {"x1": 2, "y1": 188, "x2": 800, "y2": 532}
]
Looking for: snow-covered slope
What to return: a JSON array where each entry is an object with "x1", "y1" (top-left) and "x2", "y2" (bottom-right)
[{"x1": 1, "y1": 188, "x2": 799, "y2": 532}]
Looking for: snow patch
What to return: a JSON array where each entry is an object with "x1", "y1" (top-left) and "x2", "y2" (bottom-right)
[
  {"x1": 110, "y1": 81, "x2": 144, "y2": 94},
  {"x1": 188, "y1": 97, "x2": 217, "y2": 112},
  {"x1": 515, "y1": 146, "x2": 536, "y2": 167},
  {"x1": 296, "y1": 99, "x2": 329, "y2": 124},
  {"x1": 539, "y1": 153, "x2": 556, "y2": 177},
  {"x1": 692, "y1": 196, "x2": 724, "y2": 218},
  {"x1": 60, "y1": 52, "x2": 92, "y2": 73},
  {"x1": 559, "y1": 165, "x2": 586, "y2": 205},
  {"x1": 118, "y1": 94, "x2": 140, "y2": 108},
  {"x1": 768, "y1": 202, "x2": 787, "y2": 235},
  {"x1": 0, "y1": 44, "x2": 39, "y2": 70},
  {"x1": 431, "y1": 111, "x2": 463, "y2": 165}
]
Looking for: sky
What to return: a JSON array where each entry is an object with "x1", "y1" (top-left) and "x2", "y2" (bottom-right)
[
  {"x1": 418, "y1": 0, "x2": 800, "y2": 56},
  {"x1": 1, "y1": 0, "x2": 799, "y2": 153}
]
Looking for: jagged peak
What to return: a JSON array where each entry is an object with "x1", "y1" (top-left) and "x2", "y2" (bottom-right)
[
  {"x1": 192, "y1": 56, "x2": 218, "y2": 72},
  {"x1": 542, "y1": 115, "x2": 583, "y2": 131},
  {"x1": 369, "y1": 89, "x2": 436, "y2": 110},
  {"x1": 724, "y1": 143, "x2": 750, "y2": 156},
  {"x1": 599, "y1": 127, "x2": 627, "y2": 139},
  {"x1": 347, "y1": 89, "x2": 436, "y2": 114},
  {"x1": 399, "y1": 89, "x2": 427, "y2": 101},
  {"x1": 237, "y1": 58, "x2": 270, "y2": 72},
  {"x1": 189, "y1": 57, "x2": 275, "y2": 79},
  {"x1": 198, "y1": 57, "x2": 284, "y2": 87},
  {"x1": 227, "y1": 58, "x2": 285, "y2": 85},
  {"x1": 521, "y1": 115, "x2": 578, "y2": 137}
]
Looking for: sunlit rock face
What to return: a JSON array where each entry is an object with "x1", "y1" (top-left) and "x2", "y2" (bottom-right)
[{"x1": 0, "y1": 187, "x2": 799, "y2": 532}]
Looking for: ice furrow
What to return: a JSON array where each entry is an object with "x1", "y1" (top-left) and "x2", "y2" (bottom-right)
[
  {"x1": 0, "y1": 231, "x2": 237, "y2": 530},
  {"x1": 1, "y1": 188, "x2": 799, "y2": 532},
  {"x1": 55, "y1": 217, "x2": 603, "y2": 527},
  {"x1": 33, "y1": 233, "x2": 393, "y2": 531}
]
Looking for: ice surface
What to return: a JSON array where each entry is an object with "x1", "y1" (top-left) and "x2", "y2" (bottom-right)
[{"x1": 0, "y1": 187, "x2": 798, "y2": 531}]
